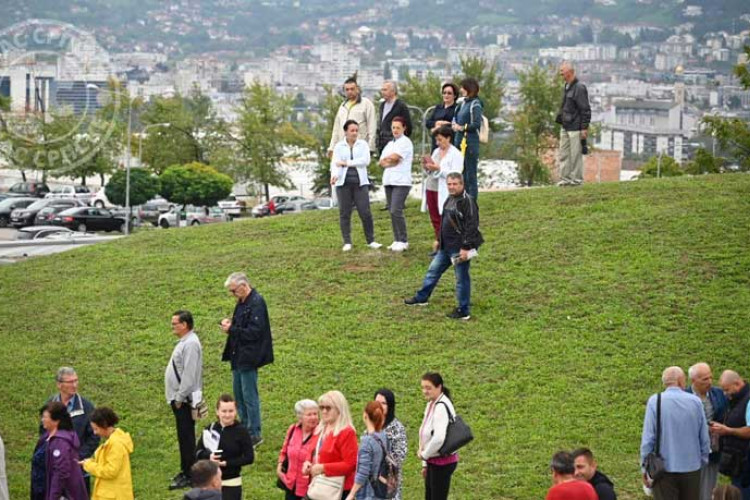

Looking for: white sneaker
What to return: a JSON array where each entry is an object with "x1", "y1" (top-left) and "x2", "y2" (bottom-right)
[
  {"x1": 342, "y1": 244, "x2": 352, "y2": 252},
  {"x1": 402, "y1": 242, "x2": 409, "y2": 250},
  {"x1": 390, "y1": 242, "x2": 405, "y2": 252},
  {"x1": 367, "y1": 241, "x2": 382, "y2": 249},
  {"x1": 387, "y1": 242, "x2": 397, "y2": 250}
]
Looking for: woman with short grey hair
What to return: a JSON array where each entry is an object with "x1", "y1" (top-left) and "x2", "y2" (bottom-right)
[{"x1": 277, "y1": 399, "x2": 320, "y2": 499}]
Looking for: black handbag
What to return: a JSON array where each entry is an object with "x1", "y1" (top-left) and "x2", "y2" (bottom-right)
[
  {"x1": 276, "y1": 425, "x2": 296, "y2": 490},
  {"x1": 644, "y1": 393, "x2": 666, "y2": 484},
  {"x1": 436, "y1": 401, "x2": 473, "y2": 456}
]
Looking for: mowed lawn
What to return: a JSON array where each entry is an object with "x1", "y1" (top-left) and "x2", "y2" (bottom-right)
[{"x1": 1, "y1": 174, "x2": 749, "y2": 499}]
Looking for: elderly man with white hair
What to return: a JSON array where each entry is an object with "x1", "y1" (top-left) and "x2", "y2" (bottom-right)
[
  {"x1": 709, "y1": 370, "x2": 750, "y2": 500},
  {"x1": 376, "y1": 80, "x2": 413, "y2": 156},
  {"x1": 685, "y1": 362, "x2": 728, "y2": 500},
  {"x1": 640, "y1": 366, "x2": 709, "y2": 500},
  {"x1": 556, "y1": 61, "x2": 591, "y2": 186},
  {"x1": 220, "y1": 272, "x2": 274, "y2": 449}
]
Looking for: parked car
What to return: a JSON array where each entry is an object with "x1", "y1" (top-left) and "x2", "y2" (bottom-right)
[
  {"x1": 275, "y1": 200, "x2": 319, "y2": 215},
  {"x1": 137, "y1": 198, "x2": 174, "y2": 226},
  {"x1": 314, "y1": 197, "x2": 338, "y2": 210},
  {"x1": 52, "y1": 207, "x2": 126, "y2": 232},
  {"x1": 45, "y1": 185, "x2": 93, "y2": 204},
  {"x1": 251, "y1": 195, "x2": 306, "y2": 218},
  {"x1": 10, "y1": 198, "x2": 84, "y2": 228},
  {"x1": 14, "y1": 226, "x2": 79, "y2": 240},
  {"x1": 5, "y1": 181, "x2": 50, "y2": 198},
  {"x1": 89, "y1": 188, "x2": 115, "y2": 208},
  {"x1": 158, "y1": 205, "x2": 228, "y2": 228},
  {"x1": 218, "y1": 194, "x2": 248, "y2": 218},
  {"x1": 0, "y1": 197, "x2": 37, "y2": 227}
]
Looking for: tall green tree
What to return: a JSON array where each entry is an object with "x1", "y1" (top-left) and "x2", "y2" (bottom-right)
[
  {"x1": 306, "y1": 85, "x2": 340, "y2": 196},
  {"x1": 224, "y1": 81, "x2": 297, "y2": 200},
  {"x1": 503, "y1": 66, "x2": 562, "y2": 186}
]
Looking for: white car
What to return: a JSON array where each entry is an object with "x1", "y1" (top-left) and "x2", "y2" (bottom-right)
[
  {"x1": 218, "y1": 194, "x2": 247, "y2": 218},
  {"x1": 46, "y1": 185, "x2": 93, "y2": 205},
  {"x1": 89, "y1": 189, "x2": 116, "y2": 208},
  {"x1": 158, "y1": 205, "x2": 228, "y2": 229}
]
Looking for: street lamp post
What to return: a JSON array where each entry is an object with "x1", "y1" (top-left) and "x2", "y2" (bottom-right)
[{"x1": 87, "y1": 83, "x2": 134, "y2": 235}]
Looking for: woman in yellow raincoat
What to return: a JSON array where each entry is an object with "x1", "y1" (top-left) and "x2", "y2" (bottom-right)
[{"x1": 80, "y1": 407, "x2": 134, "y2": 500}]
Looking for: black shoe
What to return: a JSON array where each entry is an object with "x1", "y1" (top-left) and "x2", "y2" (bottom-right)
[
  {"x1": 251, "y1": 436, "x2": 264, "y2": 448},
  {"x1": 168, "y1": 473, "x2": 191, "y2": 490},
  {"x1": 447, "y1": 308, "x2": 471, "y2": 320},
  {"x1": 404, "y1": 297, "x2": 428, "y2": 306}
]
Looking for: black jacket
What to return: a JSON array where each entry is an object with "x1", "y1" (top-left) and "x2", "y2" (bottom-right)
[
  {"x1": 590, "y1": 470, "x2": 616, "y2": 500},
  {"x1": 425, "y1": 103, "x2": 458, "y2": 150},
  {"x1": 721, "y1": 382, "x2": 750, "y2": 481},
  {"x1": 42, "y1": 394, "x2": 100, "y2": 459},
  {"x1": 222, "y1": 289, "x2": 274, "y2": 370},
  {"x1": 183, "y1": 488, "x2": 222, "y2": 500},
  {"x1": 556, "y1": 78, "x2": 591, "y2": 132},
  {"x1": 196, "y1": 421, "x2": 255, "y2": 480},
  {"x1": 377, "y1": 98, "x2": 412, "y2": 153},
  {"x1": 441, "y1": 191, "x2": 484, "y2": 251}
]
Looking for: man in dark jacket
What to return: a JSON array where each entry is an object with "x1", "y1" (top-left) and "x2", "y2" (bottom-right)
[
  {"x1": 686, "y1": 362, "x2": 728, "y2": 500},
  {"x1": 556, "y1": 61, "x2": 591, "y2": 186},
  {"x1": 42, "y1": 367, "x2": 99, "y2": 493},
  {"x1": 221, "y1": 272, "x2": 274, "y2": 448},
  {"x1": 376, "y1": 80, "x2": 412, "y2": 155},
  {"x1": 405, "y1": 173, "x2": 483, "y2": 320},
  {"x1": 184, "y1": 460, "x2": 222, "y2": 500},
  {"x1": 710, "y1": 370, "x2": 750, "y2": 500},
  {"x1": 573, "y1": 448, "x2": 617, "y2": 500}
]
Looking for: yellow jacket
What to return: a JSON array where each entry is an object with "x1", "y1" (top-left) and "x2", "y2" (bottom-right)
[{"x1": 82, "y1": 428, "x2": 134, "y2": 500}]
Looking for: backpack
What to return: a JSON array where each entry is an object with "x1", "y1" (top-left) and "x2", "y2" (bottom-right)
[
  {"x1": 470, "y1": 100, "x2": 490, "y2": 144},
  {"x1": 370, "y1": 434, "x2": 399, "y2": 499}
]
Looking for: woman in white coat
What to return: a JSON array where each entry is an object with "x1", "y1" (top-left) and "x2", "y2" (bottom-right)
[
  {"x1": 421, "y1": 125, "x2": 464, "y2": 255},
  {"x1": 331, "y1": 119, "x2": 382, "y2": 252}
]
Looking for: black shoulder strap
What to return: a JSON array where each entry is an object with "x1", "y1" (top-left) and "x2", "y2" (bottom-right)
[
  {"x1": 171, "y1": 358, "x2": 181, "y2": 384},
  {"x1": 655, "y1": 393, "x2": 662, "y2": 455}
]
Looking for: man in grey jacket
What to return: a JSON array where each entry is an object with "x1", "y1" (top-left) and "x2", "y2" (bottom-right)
[
  {"x1": 556, "y1": 61, "x2": 591, "y2": 186},
  {"x1": 166, "y1": 310, "x2": 204, "y2": 490}
]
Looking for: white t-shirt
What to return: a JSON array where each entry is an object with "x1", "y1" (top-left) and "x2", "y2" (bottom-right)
[{"x1": 381, "y1": 135, "x2": 413, "y2": 187}]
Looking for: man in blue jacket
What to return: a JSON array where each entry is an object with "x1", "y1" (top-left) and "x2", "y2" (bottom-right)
[
  {"x1": 686, "y1": 362, "x2": 728, "y2": 500},
  {"x1": 221, "y1": 272, "x2": 274, "y2": 448}
]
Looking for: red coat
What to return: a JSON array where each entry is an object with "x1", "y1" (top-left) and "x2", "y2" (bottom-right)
[
  {"x1": 278, "y1": 424, "x2": 319, "y2": 497},
  {"x1": 317, "y1": 426, "x2": 358, "y2": 491}
]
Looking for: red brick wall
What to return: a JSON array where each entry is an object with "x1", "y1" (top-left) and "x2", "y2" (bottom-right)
[{"x1": 584, "y1": 150, "x2": 622, "y2": 183}]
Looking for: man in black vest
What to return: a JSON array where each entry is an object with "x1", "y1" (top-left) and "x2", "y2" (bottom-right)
[{"x1": 710, "y1": 370, "x2": 750, "y2": 500}]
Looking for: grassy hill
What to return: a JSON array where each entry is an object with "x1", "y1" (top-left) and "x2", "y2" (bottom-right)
[{"x1": 1, "y1": 174, "x2": 749, "y2": 499}]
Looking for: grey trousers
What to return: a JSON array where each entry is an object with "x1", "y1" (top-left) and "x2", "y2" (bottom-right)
[
  {"x1": 698, "y1": 463, "x2": 718, "y2": 500},
  {"x1": 559, "y1": 129, "x2": 584, "y2": 185},
  {"x1": 337, "y1": 181, "x2": 375, "y2": 245},
  {"x1": 385, "y1": 185, "x2": 411, "y2": 243},
  {"x1": 653, "y1": 469, "x2": 701, "y2": 500}
]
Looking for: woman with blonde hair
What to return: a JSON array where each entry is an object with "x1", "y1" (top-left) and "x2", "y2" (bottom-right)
[{"x1": 302, "y1": 391, "x2": 358, "y2": 499}]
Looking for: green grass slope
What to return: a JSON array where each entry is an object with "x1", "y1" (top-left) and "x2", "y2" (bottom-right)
[{"x1": 1, "y1": 175, "x2": 749, "y2": 499}]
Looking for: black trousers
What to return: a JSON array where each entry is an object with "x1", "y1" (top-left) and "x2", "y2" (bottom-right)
[
  {"x1": 171, "y1": 401, "x2": 196, "y2": 476},
  {"x1": 653, "y1": 469, "x2": 701, "y2": 500},
  {"x1": 222, "y1": 485, "x2": 242, "y2": 500},
  {"x1": 425, "y1": 462, "x2": 457, "y2": 500}
]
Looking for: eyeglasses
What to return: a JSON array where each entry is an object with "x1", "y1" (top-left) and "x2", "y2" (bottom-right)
[
  {"x1": 60, "y1": 379, "x2": 78, "y2": 384},
  {"x1": 319, "y1": 405, "x2": 333, "y2": 411}
]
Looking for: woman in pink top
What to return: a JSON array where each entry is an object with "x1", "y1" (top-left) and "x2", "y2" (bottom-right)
[
  {"x1": 277, "y1": 399, "x2": 320, "y2": 500},
  {"x1": 418, "y1": 372, "x2": 459, "y2": 500}
]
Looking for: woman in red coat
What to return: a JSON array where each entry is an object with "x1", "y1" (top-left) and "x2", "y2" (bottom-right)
[{"x1": 303, "y1": 390, "x2": 358, "y2": 499}]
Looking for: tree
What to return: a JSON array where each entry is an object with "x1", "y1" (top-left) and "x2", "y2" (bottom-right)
[
  {"x1": 306, "y1": 85, "x2": 341, "y2": 196},
  {"x1": 159, "y1": 162, "x2": 233, "y2": 208},
  {"x1": 503, "y1": 66, "x2": 562, "y2": 186},
  {"x1": 639, "y1": 155, "x2": 683, "y2": 178},
  {"x1": 684, "y1": 148, "x2": 724, "y2": 174},
  {"x1": 224, "y1": 81, "x2": 297, "y2": 200},
  {"x1": 105, "y1": 169, "x2": 161, "y2": 207},
  {"x1": 735, "y1": 45, "x2": 750, "y2": 90}
]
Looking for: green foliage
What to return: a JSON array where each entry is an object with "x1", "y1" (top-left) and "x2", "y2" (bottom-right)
[
  {"x1": 458, "y1": 55, "x2": 505, "y2": 129},
  {"x1": 1, "y1": 175, "x2": 749, "y2": 499},
  {"x1": 159, "y1": 162, "x2": 233, "y2": 207},
  {"x1": 105, "y1": 168, "x2": 161, "y2": 207},
  {"x1": 684, "y1": 148, "x2": 724, "y2": 175},
  {"x1": 504, "y1": 66, "x2": 562, "y2": 186},
  {"x1": 733, "y1": 45, "x2": 750, "y2": 90},
  {"x1": 308, "y1": 85, "x2": 341, "y2": 196},
  {"x1": 639, "y1": 154, "x2": 684, "y2": 178},
  {"x1": 400, "y1": 72, "x2": 443, "y2": 117},
  {"x1": 702, "y1": 116, "x2": 750, "y2": 171}
]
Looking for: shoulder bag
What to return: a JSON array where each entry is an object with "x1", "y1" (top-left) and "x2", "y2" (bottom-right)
[
  {"x1": 644, "y1": 393, "x2": 666, "y2": 484},
  {"x1": 171, "y1": 358, "x2": 208, "y2": 420},
  {"x1": 436, "y1": 400, "x2": 474, "y2": 456}
]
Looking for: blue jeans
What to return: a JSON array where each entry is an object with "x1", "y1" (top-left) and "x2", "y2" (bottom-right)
[
  {"x1": 415, "y1": 249, "x2": 471, "y2": 313},
  {"x1": 731, "y1": 477, "x2": 750, "y2": 500},
  {"x1": 232, "y1": 368, "x2": 261, "y2": 437}
]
